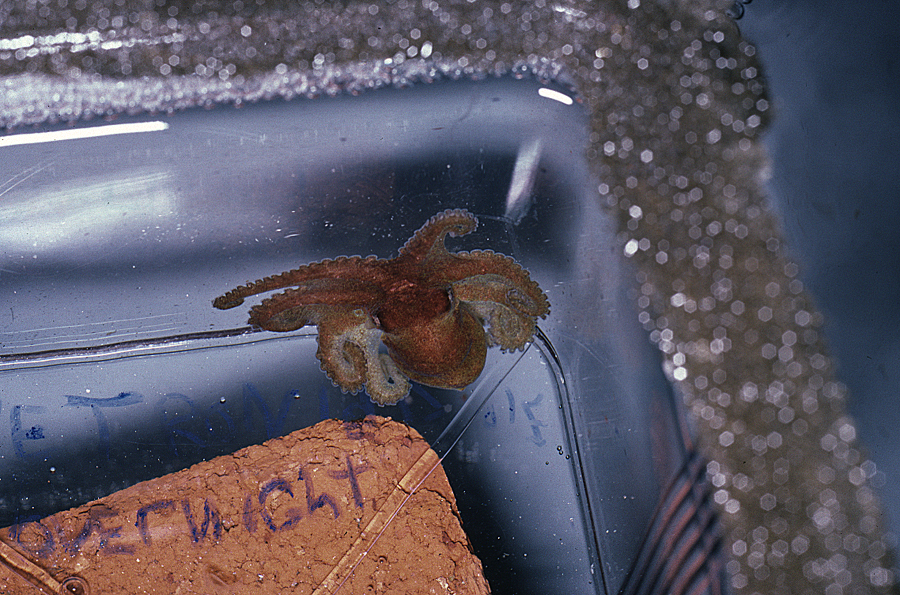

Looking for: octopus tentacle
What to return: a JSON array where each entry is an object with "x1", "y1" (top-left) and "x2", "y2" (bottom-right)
[
  {"x1": 453, "y1": 275, "x2": 548, "y2": 351},
  {"x1": 213, "y1": 256, "x2": 384, "y2": 310},
  {"x1": 442, "y1": 251, "x2": 550, "y2": 318},
  {"x1": 464, "y1": 300, "x2": 538, "y2": 351},
  {"x1": 313, "y1": 309, "x2": 373, "y2": 395},
  {"x1": 249, "y1": 299, "x2": 312, "y2": 332},
  {"x1": 315, "y1": 309, "x2": 410, "y2": 405},
  {"x1": 397, "y1": 209, "x2": 477, "y2": 263},
  {"x1": 247, "y1": 280, "x2": 385, "y2": 331},
  {"x1": 366, "y1": 352, "x2": 411, "y2": 405}
]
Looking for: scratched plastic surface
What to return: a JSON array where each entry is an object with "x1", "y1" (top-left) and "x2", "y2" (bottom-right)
[{"x1": 0, "y1": 77, "x2": 686, "y2": 594}]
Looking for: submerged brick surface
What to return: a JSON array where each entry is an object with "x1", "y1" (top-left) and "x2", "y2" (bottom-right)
[{"x1": 0, "y1": 416, "x2": 490, "y2": 595}]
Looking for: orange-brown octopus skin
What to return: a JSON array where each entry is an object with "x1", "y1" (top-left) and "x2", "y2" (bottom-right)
[{"x1": 213, "y1": 209, "x2": 550, "y2": 405}]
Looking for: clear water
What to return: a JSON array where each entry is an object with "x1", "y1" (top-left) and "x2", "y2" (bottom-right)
[{"x1": 0, "y1": 77, "x2": 687, "y2": 594}]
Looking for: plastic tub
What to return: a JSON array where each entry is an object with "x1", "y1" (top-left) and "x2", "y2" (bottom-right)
[{"x1": 0, "y1": 76, "x2": 719, "y2": 594}]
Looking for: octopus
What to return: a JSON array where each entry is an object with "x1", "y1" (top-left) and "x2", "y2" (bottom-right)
[{"x1": 213, "y1": 209, "x2": 550, "y2": 405}]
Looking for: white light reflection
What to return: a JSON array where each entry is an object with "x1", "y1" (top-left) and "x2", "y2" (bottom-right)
[
  {"x1": 0, "y1": 169, "x2": 176, "y2": 260},
  {"x1": 0, "y1": 30, "x2": 187, "y2": 54},
  {"x1": 537, "y1": 87, "x2": 574, "y2": 105},
  {"x1": 505, "y1": 139, "x2": 542, "y2": 224},
  {"x1": 0, "y1": 121, "x2": 168, "y2": 148}
]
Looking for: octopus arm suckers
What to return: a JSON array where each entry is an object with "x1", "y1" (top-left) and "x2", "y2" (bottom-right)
[
  {"x1": 213, "y1": 256, "x2": 384, "y2": 310},
  {"x1": 444, "y1": 251, "x2": 550, "y2": 317},
  {"x1": 318, "y1": 321, "x2": 409, "y2": 405},
  {"x1": 248, "y1": 282, "x2": 385, "y2": 331},
  {"x1": 314, "y1": 312, "x2": 372, "y2": 394},
  {"x1": 466, "y1": 300, "x2": 539, "y2": 352},
  {"x1": 366, "y1": 352, "x2": 411, "y2": 406},
  {"x1": 398, "y1": 209, "x2": 478, "y2": 261}
]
